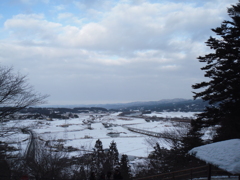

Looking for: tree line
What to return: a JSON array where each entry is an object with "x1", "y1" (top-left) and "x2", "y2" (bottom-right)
[{"x1": 1, "y1": 139, "x2": 131, "y2": 180}]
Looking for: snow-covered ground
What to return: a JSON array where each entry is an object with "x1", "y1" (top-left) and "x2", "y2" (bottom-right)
[
  {"x1": 0, "y1": 112, "x2": 198, "y2": 158},
  {"x1": 143, "y1": 111, "x2": 200, "y2": 118},
  {"x1": 189, "y1": 139, "x2": 240, "y2": 175}
]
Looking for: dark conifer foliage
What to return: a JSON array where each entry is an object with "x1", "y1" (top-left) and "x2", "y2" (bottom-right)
[
  {"x1": 108, "y1": 141, "x2": 119, "y2": 170},
  {"x1": 148, "y1": 143, "x2": 169, "y2": 173},
  {"x1": 90, "y1": 139, "x2": 123, "y2": 178},
  {"x1": 119, "y1": 154, "x2": 131, "y2": 180},
  {"x1": 192, "y1": 1, "x2": 240, "y2": 141},
  {"x1": 92, "y1": 139, "x2": 105, "y2": 175}
]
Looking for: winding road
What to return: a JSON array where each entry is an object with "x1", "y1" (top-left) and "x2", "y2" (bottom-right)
[{"x1": 23, "y1": 129, "x2": 36, "y2": 160}]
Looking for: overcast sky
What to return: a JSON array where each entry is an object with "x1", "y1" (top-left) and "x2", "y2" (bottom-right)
[{"x1": 0, "y1": 0, "x2": 238, "y2": 105}]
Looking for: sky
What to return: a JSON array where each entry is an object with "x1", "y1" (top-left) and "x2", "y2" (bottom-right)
[{"x1": 0, "y1": 0, "x2": 238, "y2": 105}]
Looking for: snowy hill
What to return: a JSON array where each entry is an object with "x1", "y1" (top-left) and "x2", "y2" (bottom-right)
[{"x1": 38, "y1": 98, "x2": 208, "y2": 112}]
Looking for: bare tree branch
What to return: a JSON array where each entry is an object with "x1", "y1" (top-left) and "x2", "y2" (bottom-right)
[{"x1": 0, "y1": 66, "x2": 49, "y2": 121}]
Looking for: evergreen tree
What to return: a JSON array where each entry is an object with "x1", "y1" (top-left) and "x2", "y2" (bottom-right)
[
  {"x1": 192, "y1": 1, "x2": 240, "y2": 141},
  {"x1": 92, "y1": 139, "x2": 105, "y2": 174},
  {"x1": 148, "y1": 143, "x2": 169, "y2": 173},
  {"x1": 147, "y1": 142, "x2": 205, "y2": 175},
  {"x1": 108, "y1": 141, "x2": 119, "y2": 170},
  {"x1": 119, "y1": 154, "x2": 131, "y2": 180}
]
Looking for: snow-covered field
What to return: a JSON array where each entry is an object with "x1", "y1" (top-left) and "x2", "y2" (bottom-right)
[
  {"x1": 144, "y1": 111, "x2": 199, "y2": 118},
  {"x1": 0, "y1": 112, "x2": 199, "y2": 158}
]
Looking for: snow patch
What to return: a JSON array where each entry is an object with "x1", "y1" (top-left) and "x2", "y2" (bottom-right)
[{"x1": 189, "y1": 139, "x2": 240, "y2": 174}]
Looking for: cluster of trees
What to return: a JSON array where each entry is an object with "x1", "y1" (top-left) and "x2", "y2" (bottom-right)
[
  {"x1": 19, "y1": 107, "x2": 108, "y2": 115},
  {"x1": 133, "y1": 131, "x2": 205, "y2": 178},
  {"x1": 84, "y1": 139, "x2": 131, "y2": 180},
  {"x1": 3, "y1": 139, "x2": 131, "y2": 180}
]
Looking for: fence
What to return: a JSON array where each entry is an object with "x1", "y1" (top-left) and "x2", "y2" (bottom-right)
[{"x1": 134, "y1": 165, "x2": 233, "y2": 180}]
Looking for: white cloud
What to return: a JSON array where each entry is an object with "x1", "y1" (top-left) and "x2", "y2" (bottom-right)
[
  {"x1": 54, "y1": 5, "x2": 66, "y2": 11},
  {"x1": 57, "y1": 13, "x2": 73, "y2": 19},
  {"x1": 3, "y1": 1, "x2": 232, "y2": 52},
  {"x1": 4, "y1": 14, "x2": 62, "y2": 43},
  {"x1": 0, "y1": 2, "x2": 222, "y2": 67},
  {"x1": 158, "y1": 65, "x2": 180, "y2": 71},
  {"x1": 0, "y1": 0, "x2": 238, "y2": 104},
  {"x1": 57, "y1": 13, "x2": 84, "y2": 24}
]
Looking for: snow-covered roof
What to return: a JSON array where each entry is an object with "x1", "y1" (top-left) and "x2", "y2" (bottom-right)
[{"x1": 189, "y1": 139, "x2": 240, "y2": 174}]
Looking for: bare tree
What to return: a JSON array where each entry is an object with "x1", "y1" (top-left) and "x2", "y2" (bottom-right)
[
  {"x1": 145, "y1": 121, "x2": 189, "y2": 150},
  {"x1": 0, "y1": 66, "x2": 48, "y2": 121},
  {"x1": 9, "y1": 140, "x2": 70, "y2": 180}
]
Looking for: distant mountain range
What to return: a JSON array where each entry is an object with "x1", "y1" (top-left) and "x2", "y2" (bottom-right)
[{"x1": 40, "y1": 98, "x2": 208, "y2": 112}]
